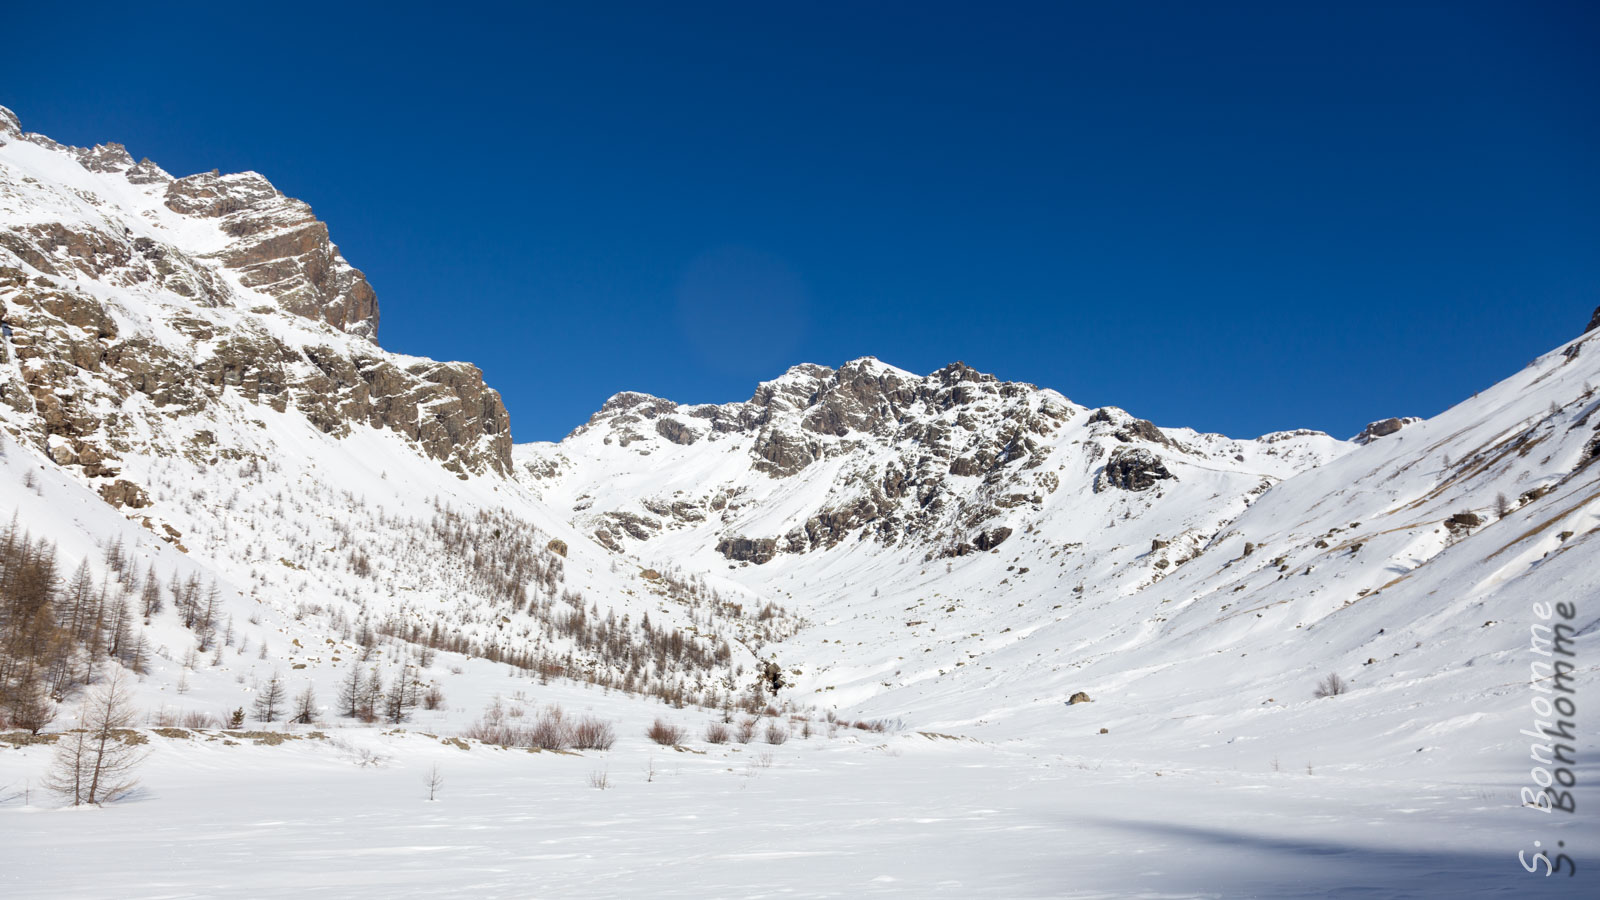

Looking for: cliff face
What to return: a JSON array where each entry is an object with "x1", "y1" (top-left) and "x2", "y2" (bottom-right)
[
  {"x1": 519, "y1": 356, "x2": 1350, "y2": 565},
  {"x1": 162, "y1": 167, "x2": 379, "y2": 340},
  {"x1": 0, "y1": 105, "x2": 511, "y2": 487}
]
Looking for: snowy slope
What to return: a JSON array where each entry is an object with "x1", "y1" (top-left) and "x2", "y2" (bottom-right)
[
  {"x1": 0, "y1": 104, "x2": 791, "y2": 728},
  {"x1": 518, "y1": 334, "x2": 1599, "y2": 761},
  {"x1": 2, "y1": 103, "x2": 1595, "y2": 897}
]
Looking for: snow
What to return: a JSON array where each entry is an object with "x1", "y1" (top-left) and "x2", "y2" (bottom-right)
[
  {"x1": 2, "y1": 112, "x2": 1597, "y2": 897},
  {"x1": 4, "y1": 671, "x2": 1583, "y2": 899}
]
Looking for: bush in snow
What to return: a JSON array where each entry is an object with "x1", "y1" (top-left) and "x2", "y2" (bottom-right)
[
  {"x1": 570, "y1": 715, "x2": 617, "y2": 751},
  {"x1": 1313, "y1": 673, "x2": 1348, "y2": 698},
  {"x1": 646, "y1": 718, "x2": 685, "y2": 746},
  {"x1": 736, "y1": 717, "x2": 758, "y2": 743}
]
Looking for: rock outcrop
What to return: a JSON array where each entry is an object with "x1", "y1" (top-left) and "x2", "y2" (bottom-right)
[
  {"x1": 716, "y1": 536, "x2": 779, "y2": 565},
  {"x1": 1096, "y1": 447, "x2": 1175, "y2": 492},
  {"x1": 1353, "y1": 417, "x2": 1421, "y2": 444},
  {"x1": 525, "y1": 350, "x2": 1344, "y2": 566},
  {"x1": 164, "y1": 170, "x2": 379, "y2": 339},
  {"x1": 0, "y1": 106, "x2": 512, "y2": 487}
]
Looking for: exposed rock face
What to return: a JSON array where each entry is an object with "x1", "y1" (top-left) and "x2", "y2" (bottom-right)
[
  {"x1": 716, "y1": 536, "x2": 779, "y2": 565},
  {"x1": 0, "y1": 106, "x2": 512, "y2": 488},
  {"x1": 1354, "y1": 417, "x2": 1420, "y2": 444},
  {"x1": 1087, "y1": 407, "x2": 1174, "y2": 448},
  {"x1": 528, "y1": 352, "x2": 1348, "y2": 564},
  {"x1": 98, "y1": 479, "x2": 151, "y2": 509},
  {"x1": 164, "y1": 170, "x2": 379, "y2": 339},
  {"x1": 1445, "y1": 511, "x2": 1483, "y2": 533},
  {"x1": 939, "y1": 525, "x2": 1014, "y2": 558},
  {"x1": 655, "y1": 417, "x2": 698, "y2": 445},
  {"x1": 751, "y1": 427, "x2": 818, "y2": 477},
  {"x1": 1096, "y1": 447, "x2": 1175, "y2": 492},
  {"x1": 1587, "y1": 306, "x2": 1600, "y2": 335}
]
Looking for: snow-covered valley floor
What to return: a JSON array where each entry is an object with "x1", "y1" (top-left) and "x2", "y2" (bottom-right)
[{"x1": 3, "y1": 685, "x2": 1590, "y2": 899}]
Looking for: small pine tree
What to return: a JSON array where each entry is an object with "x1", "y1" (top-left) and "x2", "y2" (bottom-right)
[
  {"x1": 6, "y1": 679, "x2": 55, "y2": 735},
  {"x1": 253, "y1": 673, "x2": 286, "y2": 722},
  {"x1": 292, "y1": 684, "x2": 317, "y2": 725},
  {"x1": 337, "y1": 665, "x2": 363, "y2": 718},
  {"x1": 44, "y1": 670, "x2": 145, "y2": 805},
  {"x1": 384, "y1": 676, "x2": 409, "y2": 724},
  {"x1": 361, "y1": 667, "x2": 385, "y2": 722}
]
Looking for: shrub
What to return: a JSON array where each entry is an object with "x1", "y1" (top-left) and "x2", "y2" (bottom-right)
[
  {"x1": 736, "y1": 717, "x2": 758, "y2": 743},
  {"x1": 764, "y1": 722, "x2": 789, "y2": 745},
  {"x1": 852, "y1": 718, "x2": 897, "y2": 733},
  {"x1": 462, "y1": 718, "x2": 522, "y2": 748},
  {"x1": 422, "y1": 685, "x2": 446, "y2": 711},
  {"x1": 1314, "y1": 673, "x2": 1348, "y2": 698},
  {"x1": 180, "y1": 710, "x2": 219, "y2": 730},
  {"x1": 646, "y1": 718, "x2": 685, "y2": 746},
  {"x1": 588, "y1": 768, "x2": 610, "y2": 790},
  {"x1": 529, "y1": 706, "x2": 569, "y2": 750},
  {"x1": 704, "y1": 721, "x2": 731, "y2": 744},
  {"x1": 571, "y1": 716, "x2": 616, "y2": 751},
  {"x1": 461, "y1": 705, "x2": 518, "y2": 747}
]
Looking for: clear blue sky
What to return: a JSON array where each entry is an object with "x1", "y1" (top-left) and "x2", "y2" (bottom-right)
[{"x1": 5, "y1": 2, "x2": 1597, "y2": 441}]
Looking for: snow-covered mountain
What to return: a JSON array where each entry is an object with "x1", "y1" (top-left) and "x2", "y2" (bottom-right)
[
  {"x1": 0, "y1": 104, "x2": 794, "y2": 719},
  {"x1": 519, "y1": 331, "x2": 1599, "y2": 746},
  {"x1": 518, "y1": 356, "x2": 1345, "y2": 576},
  {"x1": 2, "y1": 105, "x2": 1596, "y2": 897}
]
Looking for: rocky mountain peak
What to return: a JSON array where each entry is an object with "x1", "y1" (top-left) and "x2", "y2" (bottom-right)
[
  {"x1": 1, "y1": 111, "x2": 513, "y2": 489},
  {"x1": 164, "y1": 169, "x2": 379, "y2": 340},
  {"x1": 2, "y1": 112, "x2": 378, "y2": 342},
  {"x1": 74, "y1": 141, "x2": 137, "y2": 174},
  {"x1": 747, "y1": 362, "x2": 835, "y2": 412},
  {"x1": 933, "y1": 360, "x2": 997, "y2": 385},
  {"x1": 599, "y1": 390, "x2": 674, "y2": 415},
  {"x1": 524, "y1": 355, "x2": 1346, "y2": 567}
]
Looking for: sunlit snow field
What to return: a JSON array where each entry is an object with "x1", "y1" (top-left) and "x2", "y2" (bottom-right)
[{"x1": 3, "y1": 665, "x2": 1592, "y2": 899}]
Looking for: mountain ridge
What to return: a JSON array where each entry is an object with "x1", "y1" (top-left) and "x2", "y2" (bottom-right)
[{"x1": 1, "y1": 105, "x2": 1596, "y2": 809}]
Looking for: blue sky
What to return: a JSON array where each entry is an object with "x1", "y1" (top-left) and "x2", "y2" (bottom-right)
[{"x1": 5, "y1": 2, "x2": 1597, "y2": 441}]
